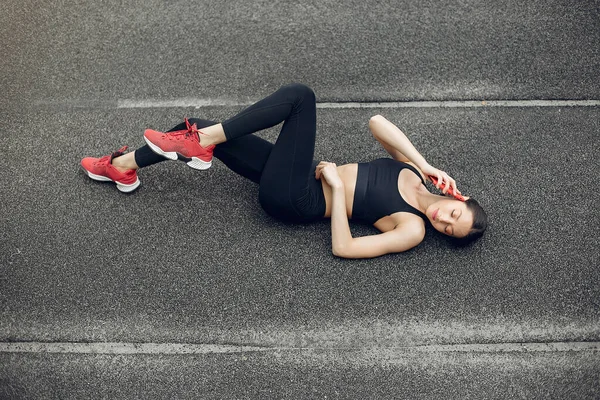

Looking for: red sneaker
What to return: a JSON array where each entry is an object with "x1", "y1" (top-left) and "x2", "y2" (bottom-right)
[
  {"x1": 81, "y1": 146, "x2": 140, "y2": 193},
  {"x1": 143, "y1": 118, "x2": 215, "y2": 170}
]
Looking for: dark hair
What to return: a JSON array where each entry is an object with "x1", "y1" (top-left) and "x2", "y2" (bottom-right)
[{"x1": 452, "y1": 198, "x2": 488, "y2": 246}]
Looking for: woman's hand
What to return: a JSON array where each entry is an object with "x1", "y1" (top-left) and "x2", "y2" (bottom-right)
[
  {"x1": 315, "y1": 161, "x2": 344, "y2": 189},
  {"x1": 420, "y1": 163, "x2": 461, "y2": 195}
]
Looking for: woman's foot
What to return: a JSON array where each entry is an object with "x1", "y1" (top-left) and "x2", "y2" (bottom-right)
[
  {"x1": 143, "y1": 118, "x2": 215, "y2": 170},
  {"x1": 81, "y1": 146, "x2": 140, "y2": 193}
]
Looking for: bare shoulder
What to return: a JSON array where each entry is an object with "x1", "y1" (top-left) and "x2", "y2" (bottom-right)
[
  {"x1": 378, "y1": 219, "x2": 426, "y2": 254},
  {"x1": 395, "y1": 217, "x2": 426, "y2": 242},
  {"x1": 385, "y1": 214, "x2": 426, "y2": 245}
]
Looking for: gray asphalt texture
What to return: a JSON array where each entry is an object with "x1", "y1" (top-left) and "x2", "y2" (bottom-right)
[
  {"x1": 1, "y1": 0, "x2": 599, "y2": 398},
  {"x1": 2, "y1": 351, "x2": 599, "y2": 399},
  {"x1": 2, "y1": 0, "x2": 599, "y2": 107}
]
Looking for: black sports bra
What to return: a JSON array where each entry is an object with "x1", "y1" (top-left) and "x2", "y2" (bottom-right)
[{"x1": 351, "y1": 158, "x2": 426, "y2": 225}]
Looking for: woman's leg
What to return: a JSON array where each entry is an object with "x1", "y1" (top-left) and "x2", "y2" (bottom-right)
[
  {"x1": 113, "y1": 119, "x2": 275, "y2": 184},
  {"x1": 112, "y1": 121, "x2": 217, "y2": 171},
  {"x1": 220, "y1": 83, "x2": 324, "y2": 222},
  {"x1": 192, "y1": 83, "x2": 324, "y2": 221},
  {"x1": 115, "y1": 83, "x2": 326, "y2": 221}
]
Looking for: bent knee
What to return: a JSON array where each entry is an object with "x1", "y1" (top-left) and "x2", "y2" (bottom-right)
[{"x1": 281, "y1": 83, "x2": 315, "y2": 102}]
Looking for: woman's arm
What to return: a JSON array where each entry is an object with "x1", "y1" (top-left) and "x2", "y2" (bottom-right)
[
  {"x1": 331, "y1": 180, "x2": 425, "y2": 257},
  {"x1": 369, "y1": 115, "x2": 461, "y2": 195},
  {"x1": 333, "y1": 223, "x2": 425, "y2": 259},
  {"x1": 316, "y1": 161, "x2": 425, "y2": 259},
  {"x1": 329, "y1": 183, "x2": 354, "y2": 255},
  {"x1": 315, "y1": 162, "x2": 353, "y2": 254},
  {"x1": 369, "y1": 114, "x2": 429, "y2": 169}
]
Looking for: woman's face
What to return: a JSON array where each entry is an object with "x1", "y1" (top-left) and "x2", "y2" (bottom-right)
[{"x1": 426, "y1": 198, "x2": 473, "y2": 238}]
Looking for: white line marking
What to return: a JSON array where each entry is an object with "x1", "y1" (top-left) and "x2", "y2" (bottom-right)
[
  {"x1": 317, "y1": 100, "x2": 600, "y2": 108},
  {"x1": 1, "y1": 342, "x2": 598, "y2": 355},
  {"x1": 114, "y1": 99, "x2": 600, "y2": 109},
  {"x1": 117, "y1": 98, "x2": 250, "y2": 108}
]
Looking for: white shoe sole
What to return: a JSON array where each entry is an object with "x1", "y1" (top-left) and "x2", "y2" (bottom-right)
[
  {"x1": 84, "y1": 169, "x2": 140, "y2": 193},
  {"x1": 144, "y1": 136, "x2": 212, "y2": 170}
]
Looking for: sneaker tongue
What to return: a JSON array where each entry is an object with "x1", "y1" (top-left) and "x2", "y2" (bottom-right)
[{"x1": 110, "y1": 146, "x2": 129, "y2": 161}]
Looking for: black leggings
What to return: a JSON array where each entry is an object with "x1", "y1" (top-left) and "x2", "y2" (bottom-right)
[{"x1": 134, "y1": 83, "x2": 327, "y2": 223}]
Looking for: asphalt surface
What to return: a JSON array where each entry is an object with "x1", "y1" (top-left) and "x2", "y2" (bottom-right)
[
  {"x1": 1, "y1": 0, "x2": 599, "y2": 107},
  {"x1": 2, "y1": 351, "x2": 599, "y2": 399},
  {"x1": 1, "y1": 0, "x2": 599, "y2": 398}
]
